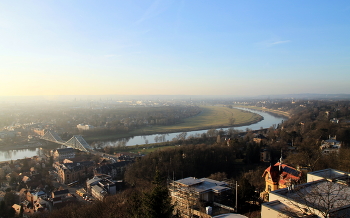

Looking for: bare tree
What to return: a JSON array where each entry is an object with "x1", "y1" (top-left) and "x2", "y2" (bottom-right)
[{"x1": 283, "y1": 180, "x2": 350, "y2": 218}]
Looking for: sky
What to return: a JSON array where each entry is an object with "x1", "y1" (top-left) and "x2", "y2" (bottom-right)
[{"x1": 1, "y1": 0, "x2": 350, "y2": 96}]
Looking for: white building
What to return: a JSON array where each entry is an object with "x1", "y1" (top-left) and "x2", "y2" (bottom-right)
[
  {"x1": 77, "y1": 124, "x2": 94, "y2": 131},
  {"x1": 86, "y1": 176, "x2": 116, "y2": 201},
  {"x1": 261, "y1": 169, "x2": 350, "y2": 218}
]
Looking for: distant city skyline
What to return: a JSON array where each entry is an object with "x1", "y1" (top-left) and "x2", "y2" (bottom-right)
[{"x1": 1, "y1": 1, "x2": 349, "y2": 96}]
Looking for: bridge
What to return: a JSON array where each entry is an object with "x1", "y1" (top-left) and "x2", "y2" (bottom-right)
[{"x1": 41, "y1": 130, "x2": 93, "y2": 152}]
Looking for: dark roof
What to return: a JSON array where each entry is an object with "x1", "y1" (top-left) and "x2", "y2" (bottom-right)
[
  {"x1": 63, "y1": 161, "x2": 94, "y2": 171},
  {"x1": 53, "y1": 189, "x2": 69, "y2": 196},
  {"x1": 254, "y1": 134, "x2": 267, "y2": 139},
  {"x1": 95, "y1": 162, "x2": 131, "y2": 174},
  {"x1": 56, "y1": 148, "x2": 74, "y2": 154},
  {"x1": 283, "y1": 165, "x2": 300, "y2": 178}
]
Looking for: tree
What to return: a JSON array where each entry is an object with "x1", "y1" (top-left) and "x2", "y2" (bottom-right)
[
  {"x1": 154, "y1": 136, "x2": 159, "y2": 143},
  {"x1": 4, "y1": 191, "x2": 18, "y2": 207},
  {"x1": 229, "y1": 118, "x2": 235, "y2": 126},
  {"x1": 285, "y1": 180, "x2": 350, "y2": 218},
  {"x1": 142, "y1": 170, "x2": 174, "y2": 218}
]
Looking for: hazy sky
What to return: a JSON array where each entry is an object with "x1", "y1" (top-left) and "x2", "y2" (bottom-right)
[{"x1": 1, "y1": 1, "x2": 349, "y2": 96}]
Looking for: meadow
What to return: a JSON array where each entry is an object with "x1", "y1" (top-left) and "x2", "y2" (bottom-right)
[{"x1": 85, "y1": 106, "x2": 262, "y2": 141}]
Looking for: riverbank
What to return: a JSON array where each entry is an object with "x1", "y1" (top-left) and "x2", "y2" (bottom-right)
[
  {"x1": 102, "y1": 127, "x2": 272, "y2": 155},
  {"x1": 235, "y1": 105, "x2": 291, "y2": 118},
  {"x1": 84, "y1": 106, "x2": 263, "y2": 142},
  {"x1": 0, "y1": 142, "x2": 42, "y2": 151}
]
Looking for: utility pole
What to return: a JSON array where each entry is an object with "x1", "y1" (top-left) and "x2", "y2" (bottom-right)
[{"x1": 235, "y1": 180, "x2": 238, "y2": 213}]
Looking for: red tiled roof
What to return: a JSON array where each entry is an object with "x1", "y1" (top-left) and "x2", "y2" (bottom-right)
[{"x1": 262, "y1": 163, "x2": 301, "y2": 185}]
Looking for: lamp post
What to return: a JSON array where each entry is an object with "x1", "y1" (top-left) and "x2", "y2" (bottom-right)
[{"x1": 235, "y1": 180, "x2": 238, "y2": 213}]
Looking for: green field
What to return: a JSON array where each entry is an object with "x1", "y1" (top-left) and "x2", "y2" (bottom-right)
[
  {"x1": 132, "y1": 106, "x2": 262, "y2": 135},
  {"x1": 85, "y1": 106, "x2": 262, "y2": 141}
]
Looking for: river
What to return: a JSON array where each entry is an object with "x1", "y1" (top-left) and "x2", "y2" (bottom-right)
[
  {"x1": 100, "y1": 108, "x2": 286, "y2": 147},
  {"x1": 0, "y1": 108, "x2": 287, "y2": 161}
]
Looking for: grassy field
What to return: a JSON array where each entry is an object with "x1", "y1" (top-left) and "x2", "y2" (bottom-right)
[
  {"x1": 235, "y1": 105, "x2": 291, "y2": 118},
  {"x1": 131, "y1": 106, "x2": 262, "y2": 135},
  {"x1": 85, "y1": 106, "x2": 262, "y2": 141}
]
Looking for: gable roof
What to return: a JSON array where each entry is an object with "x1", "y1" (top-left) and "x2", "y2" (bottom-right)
[{"x1": 262, "y1": 163, "x2": 301, "y2": 184}]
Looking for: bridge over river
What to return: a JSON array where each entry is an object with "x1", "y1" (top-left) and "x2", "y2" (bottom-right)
[{"x1": 40, "y1": 131, "x2": 93, "y2": 152}]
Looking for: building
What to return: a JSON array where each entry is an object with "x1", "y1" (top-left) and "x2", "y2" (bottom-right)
[
  {"x1": 77, "y1": 124, "x2": 94, "y2": 131},
  {"x1": 32, "y1": 198, "x2": 51, "y2": 212},
  {"x1": 56, "y1": 161, "x2": 94, "y2": 184},
  {"x1": 26, "y1": 190, "x2": 47, "y2": 204},
  {"x1": 33, "y1": 128, "x2": 46, "y2": 136},
  {"x1": 320, "y1": 136, "x2": 341, "y2": 154},
  {"x1": 51, "y1": 148, "x2": 75, "y2": 162},
  {"x1": 86, "y1": 175, "x2": 117, "y2": 201},
  {"x1": 253, "y1": 134, "x2": 267, "y2": 144},
  {"x1": 261, "y1": 169, "x2": 350, "y2": 218},
  {"x1": 51, "y1": 189, "x2": 76, "y2": 207},
  {"x1": 94, "y1": 161, "x2": 131, "y2": 179},
  {"x1": 115, "y1": 152, "x2": 139, "y2": 161},
  {"x1": 260, "y1": 149, "x2": 271, "y2": 162},
  {"x1": 262, "y1": 159, "x2": 301, "y2": 193},
  {"x1": 330, "y1": 118, "x2": 339, "y2": 124},
  {"x1": 169, "y1": 177, "x2": 233, "y2": 217}
]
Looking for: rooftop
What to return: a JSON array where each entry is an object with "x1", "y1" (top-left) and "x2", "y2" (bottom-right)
[
  {"x1": 173, "y1": 177, "x2": 230, "y2": 194},
  {"x1": 307, "y1": 168, "x2": 349, "y2": 181},
  {"x1": 91, "y1": 185, "x2": 107, "y2": 194},
  {"x1": 272, "y1": 179, "x2": 350, "y2": 212},
  {"x1": 175, "y1": 177, "x2": 203, "y2": 186},
  {"x1": 263, "y1": 200, "x2": 317, "y2": 217}
]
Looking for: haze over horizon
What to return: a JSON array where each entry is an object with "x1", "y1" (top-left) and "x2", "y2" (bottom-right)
[{"x1": 1, "y1": 1, "x2": 349, "y2": 97}]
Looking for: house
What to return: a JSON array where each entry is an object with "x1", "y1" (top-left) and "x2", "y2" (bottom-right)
[
  {"x1": 261, "y1": 168, "x2": 350, "y2": 218},
  {"x1": 169, "y1": 177, "x2": 234, "y2": 217},
  {"x1": 26, "y1": 190, "x2": 47, "y2": 204},
  {"x1": 56, "y1": 161, "x2": 94, "y2": 184},
  {"x1": 18, "y1": 188, "x2": 27, "y2": 202},
  {"x1": 77, "y1": 124, "x2": 94, "y2": 131},
  {"x1": 51, "y1": 148, "x2": 75, "y2": 162},
  {"x1": 260, "y1": 149, "x2": 271, "y2": 162},
  {"x1": 33, "y1": 198, "x2": 50, "y2": 212},
  {"x1": 12, "y1": 204, "x2": 22, "y2": 216},
  {"x1": 330, "y1": 118, "x2": 339, "y2": 124},
  {"x1": 261, "y1": 158, "x2": 301, "y2": 201},
  {"x1": 94, "y1": 161, "x2": 131, "y2": 179},
  {"x1": 253, "y1": 134, "x2": 267, "y2": 144},
  {"x1": 51, "y1": 189, "x2": 76, "y2": 207},
  {"x1": 22, "y1": 176, "x2": 31, "y2": 183},
  {"x1": 320, "y1": 135, "x2": 341, "y2": 154}
]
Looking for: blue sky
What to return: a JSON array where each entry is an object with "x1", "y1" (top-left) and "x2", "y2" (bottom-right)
[{"x1": 1, "y1": 0, "x2": 349, "y2": 96}]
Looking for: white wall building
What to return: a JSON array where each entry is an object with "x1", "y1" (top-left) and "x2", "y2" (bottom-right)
[
  {"x1": 77, "y1": 124, "x2": 94, "y2": 131},
  {"x1": 261, "y1": 169, "x2": 350, "y2": 218}
]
